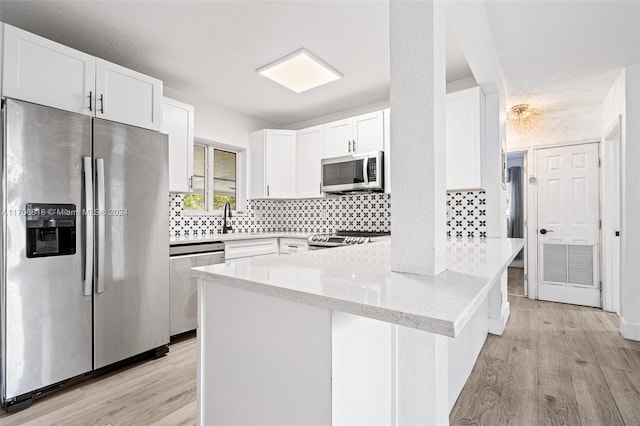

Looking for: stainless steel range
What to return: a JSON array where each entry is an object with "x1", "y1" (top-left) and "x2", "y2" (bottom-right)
[{"x1": 307, "y1": 230, "x2": 390, "y2": 249}]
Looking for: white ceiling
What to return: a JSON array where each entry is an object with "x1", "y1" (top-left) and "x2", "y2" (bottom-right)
[
  {"x1": 484, "y1": 0, "x2": 640, "y2": 112},
  {"x1": 0, "y1": 1, "x2": 637, "y2": 124},
  {"x1": 0, "y1": 0, "x2": 475, "y2": 126}
]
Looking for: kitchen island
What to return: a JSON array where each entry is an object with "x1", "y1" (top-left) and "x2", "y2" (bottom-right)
[{"x1": 193, "y1": 237, "x2": 524, "y2": 425}]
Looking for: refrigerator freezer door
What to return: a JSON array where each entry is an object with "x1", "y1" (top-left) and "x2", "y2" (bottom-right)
[
  {"x1": 3, "y1": 99, "x2": 93, "y2": 399},
  {"x1": 92, "y1": 119, "x2": 169, "y2": 369}
]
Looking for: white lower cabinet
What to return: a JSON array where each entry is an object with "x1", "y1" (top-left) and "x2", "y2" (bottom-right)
[
  {"x1": 224, "y1": 238, "x2": 279, "y2": 260},
  {"x1": 279, "y1": 238, "x2": 309, "y2": 254}
]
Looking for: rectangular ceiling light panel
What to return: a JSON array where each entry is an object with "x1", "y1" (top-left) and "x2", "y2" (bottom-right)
[{"x1": 257, "y1": 48, "x2": 342, "y2": 93}]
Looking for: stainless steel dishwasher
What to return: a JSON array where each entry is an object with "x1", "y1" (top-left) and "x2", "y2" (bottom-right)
[{"x1": 169, "y1": 241, "x2": 225, "y2": 336}]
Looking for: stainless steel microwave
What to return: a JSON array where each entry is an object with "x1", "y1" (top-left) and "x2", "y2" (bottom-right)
[{"x1": 321, "y1": 151, "x2": 384, "y2": 193}]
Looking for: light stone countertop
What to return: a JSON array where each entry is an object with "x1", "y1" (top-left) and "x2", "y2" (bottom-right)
[
  {"x1": 192, "y1": 237, "x2": 525, "y2": 337},
  {"x1": 170, "y1": 232, "x2": 313, "y2": 245}
]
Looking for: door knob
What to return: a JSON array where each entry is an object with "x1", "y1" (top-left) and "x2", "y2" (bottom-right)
[{"x1": 540, "y1": 228, "x2": 553, "y2": 235}]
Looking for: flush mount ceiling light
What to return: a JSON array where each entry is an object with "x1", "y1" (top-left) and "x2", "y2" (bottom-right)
[
  {"x1": 509, "y1": 103, "x2": 544, "y2": 134},
  {"x1": 256, "y1": 48, "x2": 342, "y2": 93}
]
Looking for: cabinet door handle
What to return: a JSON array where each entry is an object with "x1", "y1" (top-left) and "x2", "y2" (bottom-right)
[
  {"x1": 99, "y1": 94, "x2": 105, "y2": 114},
  {"x1": 348, "y1": 140, "x2": 352, "y2": 152},
  {"x1": 188, "y1": 176, "x2": 193, "y2": 191},
  {"x1": 267, "y1": 185, "x2": 270, "y2": 197},
  {"x1": 353, "y1": 139, "x2": 356, "y2": 152},
  {"x1": 88, "y1": 91, "x2": 93, "y2": 111}
]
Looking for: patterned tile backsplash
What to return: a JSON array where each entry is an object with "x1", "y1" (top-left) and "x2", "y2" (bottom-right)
[
  {"x1": 169, "y1": 191, "x2": 486, "y2": 238},
  {"x1": 446, "y1": 191, "x2": 488, "y2": 238}
]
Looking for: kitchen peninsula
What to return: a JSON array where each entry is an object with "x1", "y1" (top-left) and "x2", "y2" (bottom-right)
[{"x1": 193, "y1": 237, "x2": 524, "y2": 425}]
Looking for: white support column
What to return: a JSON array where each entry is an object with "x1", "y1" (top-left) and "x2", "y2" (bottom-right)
[
  {"x1": 395, "y1": 325, "x2": 449, "y2": 425},
  {"x1": 389, "y1": 0, "x2": 447, "y2": 276},
  {"x1": 620, "y1": 63, "x2": 640, "y2": 341}
]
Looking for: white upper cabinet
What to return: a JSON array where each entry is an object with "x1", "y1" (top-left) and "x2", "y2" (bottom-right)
[
  {"x1": 446, "y1": 87, "x2": 485, "y2": 190},
  {"x1": 323, "y1": 111, "x2": 384, "y2": 158},
  {"x1": 324, "y1": 119, "x2": 353, "y2": 158},
  {"x1": 96, "y1": 59, "x2": 163, "y2": 131},
  {"x1": 383, "y1": 109, "x2": 391, "y2": 194},
  {"x1": 249, "y1": 130, "x2": 296, "y2": 199},
  {"x1": 296, "y1": 126, "x2": 324, "y2": 198},
  {"x1": 2, "y1": 24, "x2": 95, "y2": 116},
  {"x1": 352, "y1": 111, "x2": 384, "y2": 153},
  {"x1": 163, "y1": 97, "x2": 194, "y2": 193},
  {"x1": 2, "y1": 24, "x2": 163, "y2": 131}
]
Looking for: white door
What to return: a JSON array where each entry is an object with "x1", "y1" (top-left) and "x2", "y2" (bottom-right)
[
  {"x1": 265, "y1": 130, "x2": 296, "y2": 198},
  {"x1": 352, "y1": 111, "x2": 384, "y2": 153},
  {"x1": 537, "y1": 143, "x2": 600, "y2": 307},
  {"x1": 163, "y1": 97, "x2": 194, "y2": 193},
  {"x1": 296, "y1": 126, "x2": 324, "y2": 198},
  {"x1": 95, "y1": 59, "x2": 163, "y2": 131},
  {"x1": 2, "y1": 24, "x2": 95, "y2": 115},
  {"x1": 324, "y1": 119, "x2": 352, "y2": 158}
]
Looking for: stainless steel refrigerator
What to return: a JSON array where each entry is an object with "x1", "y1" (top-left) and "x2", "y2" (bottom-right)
[{"x1": 0, "y1": 98, "x2": 169, "y2": 411}]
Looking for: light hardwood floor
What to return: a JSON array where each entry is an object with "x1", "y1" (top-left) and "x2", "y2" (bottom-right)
[
  {"x1": 508, "y1": 266, "x2": 525, "y2": 296},
  {"x1": 450, "y1": 295, "x2": 640, "y2": 426},
  {"x1": 2, "y1": 296, "x2": 639, "y2": 425},
  {"x1": 0, "y1": 338, "x2": 197, "y2": 425}
]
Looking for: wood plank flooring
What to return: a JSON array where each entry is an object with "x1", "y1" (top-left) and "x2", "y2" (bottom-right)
[
  {"x1": 508, "y1": 266, "x2": 525, "y2": 296},
  {"x1": 2, "y1": 294, "x2": 639, "y2": 425},
  {"x1": 450, "y1": 295, "x2": 640, "y2": 426},
  {"x1": 0, "y1": 338, "x2": 197, "y2": 425}
]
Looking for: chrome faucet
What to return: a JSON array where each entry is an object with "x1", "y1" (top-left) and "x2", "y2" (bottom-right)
[{"x1": 222, "y1": 202, "x2": 233, "y2": 234}]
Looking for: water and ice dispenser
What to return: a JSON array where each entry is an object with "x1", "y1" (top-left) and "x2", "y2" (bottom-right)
[{"x1": 25, "y1": 203, "x2": 77, "y2": 258}]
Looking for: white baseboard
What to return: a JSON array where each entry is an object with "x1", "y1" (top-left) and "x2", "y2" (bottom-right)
[
  {"x1": 620, "y1": 317, "x2": 640, "y2": 341},
  {"x1": 488, "y1": 302, "x2": 510, "y2": 336}
]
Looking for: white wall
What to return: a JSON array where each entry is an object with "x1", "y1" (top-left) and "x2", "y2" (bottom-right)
[
  {"x1": 598, "y1": 65, "x2": 640, "y2": 340},
  {"x1": 507, "y1": 105, "x2": 601, "y2": 150},
  {"x1": 506, "y1": 153, "x2": 524, "y2": 168},
  {"x1": 285, "y1": 78, "x2": 477, "y2": 131},
  {"x1": 285, "y1": 99, "x2": 390, "y2": 130},
  {"x1": 602, "y1": 71, "x2": 625, "y2": 129},
  {"x1": 164, "y1": 86, "x2": 275, "y2": 148}
]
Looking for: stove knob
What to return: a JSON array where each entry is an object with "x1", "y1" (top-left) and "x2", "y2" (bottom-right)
[
  {"x1": 345, "y1": 237, "x2": 351, "y2": 243},
  {"x1": 323, "y1": 236, "x2": 329, "y2": 242},
  {"x1": 358, "y1": 237, "x2": 365, "y2": 243}
]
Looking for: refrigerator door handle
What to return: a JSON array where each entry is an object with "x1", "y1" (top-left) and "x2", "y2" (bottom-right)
[
  {"x1": 96, "y1": 158, "x2": 106, "y2": 294},
  {"x1": 83, "y1": 157, "x2": 94, "y2": 296}
]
